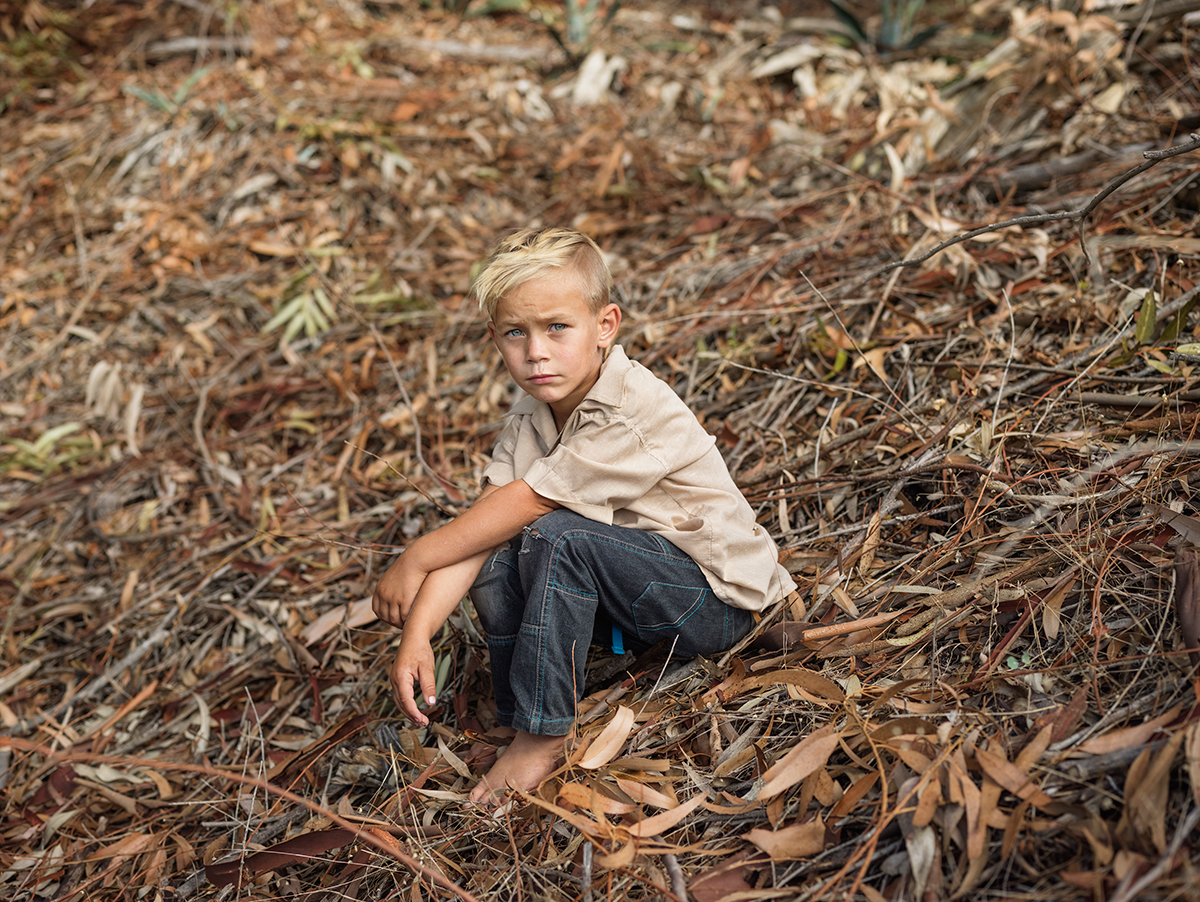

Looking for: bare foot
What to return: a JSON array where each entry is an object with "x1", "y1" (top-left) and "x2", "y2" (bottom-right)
[{"x1": 469, "y1": 731, "x2": 566, "y2": 804}]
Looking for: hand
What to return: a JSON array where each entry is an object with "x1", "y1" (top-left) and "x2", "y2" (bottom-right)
[
  {"x1": 372, "y1": 549, "x2": 429, "y2": 627},
  {"x1": 390, "y1": 634, "x2": 438, "y2": 726}
]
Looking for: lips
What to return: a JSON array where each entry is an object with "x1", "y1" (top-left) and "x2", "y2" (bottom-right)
[{"x1": 528, "y1": 374, "x2": 556, "y2": 384}]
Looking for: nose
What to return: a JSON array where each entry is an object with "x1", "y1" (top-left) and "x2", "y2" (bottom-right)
[{"x1": 526, "y1": 334, "x2": 549, "y2": 362}]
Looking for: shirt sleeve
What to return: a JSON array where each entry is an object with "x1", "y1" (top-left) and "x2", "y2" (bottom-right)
[
  {"x1": 480, "y1": 416, "x2": 520, "y2": 489},
  {"x1": 519, "y1": 412, "x2": 670, "y2": 524}
]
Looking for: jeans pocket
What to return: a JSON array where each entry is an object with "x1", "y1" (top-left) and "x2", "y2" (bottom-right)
[{"x1": 630, "y1": 583, "x2": 709, "y2": 638}]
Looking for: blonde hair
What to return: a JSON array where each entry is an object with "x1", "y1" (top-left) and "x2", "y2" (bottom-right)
[{"x1": 470, "y1": 228, "x2": 612, "y2": 320}]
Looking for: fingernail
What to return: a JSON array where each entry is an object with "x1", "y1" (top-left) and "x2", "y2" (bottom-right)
[{"x1": 426, "y1": 695, "x2": 437, "y2": 705}]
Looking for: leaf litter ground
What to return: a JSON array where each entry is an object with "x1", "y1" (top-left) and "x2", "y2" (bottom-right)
[{"x1": 3, "y1": 1, "x2": 1200, "y2": 900}]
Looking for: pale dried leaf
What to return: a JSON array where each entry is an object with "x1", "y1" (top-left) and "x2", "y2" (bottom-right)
[{"x1": 577, "y1": 705, "x2": 636, "y2": 770}]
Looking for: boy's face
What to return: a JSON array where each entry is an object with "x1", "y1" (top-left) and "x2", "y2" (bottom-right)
[{"x1": 488, "y1": 273, "x2": 621, "y2": 429}]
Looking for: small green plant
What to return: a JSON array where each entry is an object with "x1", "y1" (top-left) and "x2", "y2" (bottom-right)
[
  {"x1": 262, "y1": 284, "x2": 337, "y2": 343},
  {"x1": 825, "y1": 0, "x2": 940, "y2": 53},
  {"x1": 122, "y1": 66, "x2": 211, "y2": 118},
  {"x1": 2, "y1": 422, "x2": 100, "y2": 476}
]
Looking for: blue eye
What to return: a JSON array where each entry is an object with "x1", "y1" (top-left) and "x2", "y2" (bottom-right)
[
  {"x1": 549, "y1": 323, "x2": 568, "y2": 332},
  {"x1": 505, "y1": 328, "x2": 524, "y2": 338}
]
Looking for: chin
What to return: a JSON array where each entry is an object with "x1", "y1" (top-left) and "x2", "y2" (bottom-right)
[{"x1": 524, "y1": 385, "x2": 560, "y2": 402}]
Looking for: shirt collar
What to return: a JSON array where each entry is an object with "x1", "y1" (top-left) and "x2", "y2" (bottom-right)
[{"x1": 585, "y1": 344, "x2": 630, "y2": 408}]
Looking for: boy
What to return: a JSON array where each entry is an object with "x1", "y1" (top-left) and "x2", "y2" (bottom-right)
[{"x1": 372, "y1": 228, "x2": 796, "y2": 803}]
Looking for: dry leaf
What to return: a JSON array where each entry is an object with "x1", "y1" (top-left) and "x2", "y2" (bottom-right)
[
  {"x1": 688, "y1": 852, "x2": 760, "y2": 902},
  {"x1": 757, "y1": 726, "x2": 840, "y2": 800},
  {"x1": 1032, "y1": 685, "x2": 1089, "y2": 745},
  {"x1": 1116, "y1": 730, "x2": 1185, "y2": 854},
  {"x1": 1153, "y1": 505, "x2": 1200, "y2": 547},
  {"x1": 1174, "y1": 548, "x2": 1200, "y2": 668},
  {"x1": 1077, "y1": 703, "x2": 1184, "y2": 755},
  {"x1": 558, "y1": 782, "x2": 635, "y2": 817},
  {"x1": 733, "y1": 668, "x2": 846, "y2": 703},
  {"x1": 975, "y1": 745, "x2": 1053, "y2": 807},
  {"x1": 299, "y1": 597, "x2": 377, "y2": 647},
  {"x1": 592, "y1": 840, "x2": 637, "y2": 869},
  {"x1": 625, "y1": 792, "x2": 706, "y2": 838},
  {"x1": 1187, "y1": 722, "x2": 1200, "y2": 806},
  {"x1": 248, "y1": 239, "x2": 296, "y2": 257},
  {"x1": 913, "y1": 775, "x2": 942, "y2": 827},
  {"x1": 745, "y1": 818, "x2": 825, "y2": 860},
  {"x1": 577, "y1": 705, "x2": 636, "y2": 770},
  {"x1": 1040, "y1": 570, "x2": 1077, "y2": 641},
  {"x1": 614, "y1": 777, "x2": 678, "y2": 810}
]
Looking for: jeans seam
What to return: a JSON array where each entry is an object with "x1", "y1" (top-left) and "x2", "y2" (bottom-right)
[{"x1": 496, "y1": 512, "x2": 732, "y2": 734}]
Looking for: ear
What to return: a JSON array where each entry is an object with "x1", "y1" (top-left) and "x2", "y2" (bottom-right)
[
  {"x1": 487, "y1": 320, "x2": 497, "y2": 343},
  {"x1": 596, "y1": 303, "x2": 621, "y2": 348}
]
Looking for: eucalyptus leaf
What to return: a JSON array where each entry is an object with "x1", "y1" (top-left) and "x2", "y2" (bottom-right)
[{"x1": 1135, "y1": 290, "x2": 1157, "y2": 345}]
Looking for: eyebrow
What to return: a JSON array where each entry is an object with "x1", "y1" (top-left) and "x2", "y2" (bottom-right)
[{"x1": 496, "y1": 308, "x2": 583, "y2": 327}]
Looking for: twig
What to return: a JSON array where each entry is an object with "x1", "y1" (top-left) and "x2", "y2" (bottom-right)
[
  {"x1": 1109, "y1": 804, "x2": 1200, "y2": 902},
  {"x1": 581, "y1": 841, "x2": 593, "y2": 902},
  {"x1": 865, "y1": 135, "x2": 1200, "y2": 282},
  {"x1": 650, "y1": 834, "x2": 690, "y2": 902},
  {"x1": 0, "y1": 737, "x2": 482, "y2": 902},
  {"x1": 0, "y1": 257, "x2": 121, "y2": 387}
]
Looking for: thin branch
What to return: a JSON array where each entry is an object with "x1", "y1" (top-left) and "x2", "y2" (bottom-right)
[
  {"x1": 866, "y1": 134, "x2": 1200, "y2": 282},
  {"x1": 0, "y1": 737, "x2": 483, "y2": 902}
]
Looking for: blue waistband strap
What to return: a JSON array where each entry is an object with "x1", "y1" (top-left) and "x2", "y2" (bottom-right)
[{"x1": 611, "y1": 625, "x2": 625, "y2": 655}]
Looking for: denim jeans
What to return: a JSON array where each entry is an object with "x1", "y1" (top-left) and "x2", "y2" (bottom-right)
[{"x1": 469, "y1": 509, "x2": 754, "y2": 736}]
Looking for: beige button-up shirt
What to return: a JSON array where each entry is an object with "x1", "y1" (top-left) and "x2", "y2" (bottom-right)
[{"x1": 481, "y1": 345, "x2": 796, "y2": 612}]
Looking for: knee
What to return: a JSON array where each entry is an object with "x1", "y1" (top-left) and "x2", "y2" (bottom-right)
[
  {"x1": 470, "y1": 545, "x2": 519, "y2": 630},
  {"x1": 517, "y1": 510, "x2": 590, "y2": 571}
]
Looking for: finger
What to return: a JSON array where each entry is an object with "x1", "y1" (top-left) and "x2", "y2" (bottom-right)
[
  {"x1": 417, "y1": 659, "x2": 438, "y2": 711},
  {"x1": 374, "y1": 599, "x2": 403, "y2": 628},
  {"x1": 394, "y1": 661, "x2": 427, "y2": 725},
  {"x1": 373, "y1": 592, "x2": 399, "y2": 626}
]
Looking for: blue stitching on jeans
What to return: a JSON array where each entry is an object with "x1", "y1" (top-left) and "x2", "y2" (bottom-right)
[
  {"x1": 612, "y1": 625, "x2": 624, "y2": 655},
  {"x1": 523, "y1": 523, "x2": 710, "y2": 733}
]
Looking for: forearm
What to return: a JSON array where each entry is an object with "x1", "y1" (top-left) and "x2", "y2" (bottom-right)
[
  {"x1": 407, "y1": 479, "x2": 558, "y2": 574},
  {"x1": 402, "y1": 550, "x2": 491, "y2": 642}
]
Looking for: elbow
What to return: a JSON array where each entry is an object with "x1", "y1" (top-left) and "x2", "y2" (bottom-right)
[{"x1": 533, "y1": 493, "x2": 560, "y2": 518}]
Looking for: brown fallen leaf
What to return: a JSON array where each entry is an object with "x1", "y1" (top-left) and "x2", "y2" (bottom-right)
[
  {"x1": 207, "y1": 828, "x2": 360, "y2": 889},
  {"x1": 625, "y1": 792, "x2": 706, "y2": 838},
  {"x1": 1186, "y1": 722, "x2": 1200, "y2": 807},
  {"x1": 1115, "y1": 729, "x2": 1185, "y2": 855},
  {"x1": 758, "y1": 725, "x2": 840, "y2": 800},
  {"x1": 1032, "y1": 684, "x2": 1089, "y2": 745},
  {"x1": 1153, "y1": 504, "x2": 1200, "y2": 547},
  {"x1": 688, "y1": 851, "x2": 766, "y2": 902},
  {"x1": 1077, "y1": 703, "x2": 1185, "y2": 756},
  {"x1": 975, "y1": 745, "x2": 1053, "y2": 807},
  {"x1": 557, "y1": 781, "x2": 635, "y2": 817},
  {"x1": 745, "y1": 817, "x2": 826, "y2": 860},
  {"x1": 1174, "y1": 548, "x2": 1200, "y2": 668}
]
